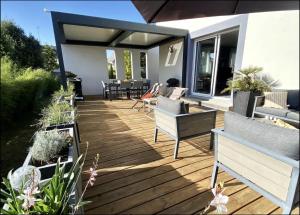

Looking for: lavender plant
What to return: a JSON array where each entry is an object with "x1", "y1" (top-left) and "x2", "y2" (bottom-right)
[{"x1": 30, "y1": 129, "x2": 69, "y2": 163}]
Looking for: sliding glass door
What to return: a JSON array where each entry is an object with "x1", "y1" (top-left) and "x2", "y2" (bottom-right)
[
  {"x1": 192, "y1": 29, "x2": 239, "y2": 97},
  {"x1": 192, "y1": 37, "x2": 218, "y2": 95}
]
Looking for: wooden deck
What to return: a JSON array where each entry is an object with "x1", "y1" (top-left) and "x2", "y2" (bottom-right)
[{"x1": 77, "y1": 97, "x2": 299, "y2": 214}]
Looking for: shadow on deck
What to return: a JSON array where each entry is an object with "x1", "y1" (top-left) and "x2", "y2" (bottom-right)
[{"x1": 76, "y1": 97, "x2": 299, "y2": 214}]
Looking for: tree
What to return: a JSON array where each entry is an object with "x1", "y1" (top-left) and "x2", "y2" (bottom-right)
[
  {"x1": 108, "y1": 63, "x2": 116, "y2": 79},
  {"x1": 1, "y1": 20, "x2": 43, "y2": 69},
  {"x1": 42, "y1": 45, "x2": 58, "y2": 72},
  {"x1": 123, "y1": 50, "x2": 132, "y2": 79}
]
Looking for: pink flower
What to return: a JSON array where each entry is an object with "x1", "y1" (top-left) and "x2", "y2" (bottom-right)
[
  {"x1": 210, "y1": 187, "x2": 229, "y2": 214},
  {"x1": 88, "y1": 167, "x2": 97, "y2": 186},
  {"x1": 18, "y1": 187, "x2": 39, "y2": 210}
]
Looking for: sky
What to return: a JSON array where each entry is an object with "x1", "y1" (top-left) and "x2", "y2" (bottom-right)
[{"x1": 1, "y1": 1, "x2": 145, "y2": 46}]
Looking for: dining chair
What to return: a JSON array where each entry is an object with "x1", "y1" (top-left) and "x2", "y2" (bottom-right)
[
  {"x1": 101, "y1": 81, "x2": 111, "y2": 100},
  {"x1": 131, "y1": 81, "x2": 144, "y2": 98},
  {"x1": 119, "y1": 80, "x2": 132, "y2": 99}
]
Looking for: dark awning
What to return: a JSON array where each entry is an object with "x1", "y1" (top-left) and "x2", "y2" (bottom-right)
[{"x1": 132, "y1": 0, "x2": 299, "y2": 23}]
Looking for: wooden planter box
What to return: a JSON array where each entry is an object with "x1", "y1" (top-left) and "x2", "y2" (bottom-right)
[{"x1": 23, "y1": 128, "x2": 78, "y2": 181}]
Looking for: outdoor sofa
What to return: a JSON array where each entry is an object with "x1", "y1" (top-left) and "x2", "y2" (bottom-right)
[
  {"x1": 154, "y1": 96, "x2": 217, "y2": 159},
  {"x1": 252, "y1": 90, "x2": 299, "y2": 125},
  {"x1": 212, "y1": 111, "x2": 299, "y2": 214}
]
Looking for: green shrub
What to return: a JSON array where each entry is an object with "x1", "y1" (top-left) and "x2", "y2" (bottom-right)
[
  {"x1": 30, "y1": 129, "x2": 69, "y2": 163},
  {"x1": 0, "y1": 57, "x2": 60, "y2": 126},
  {"x1": 39, "y1": 102, "x2": 75, "y2": 128}
]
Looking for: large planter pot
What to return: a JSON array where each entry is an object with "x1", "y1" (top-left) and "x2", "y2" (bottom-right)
[
  {"x1": 23, "y1": 128, "x2": 79, "y2": 181},
  {"x1": 233, "y1": 91, "x2": 261, "y2": 117}
]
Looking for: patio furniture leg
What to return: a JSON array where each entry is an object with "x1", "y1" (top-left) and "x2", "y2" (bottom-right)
[
  {"x1": 136, "y1": 103, "x2": 144, "y2": 111},
  {"x1": 211, "y1": 161, "x2": 219, "y2": 188},
  {"x1": 132, "y1": 101, "x2": 138, "y2": 109},
  {"x1": 174, "y1": 139, "x2": 180, "y2": 159},
  {"x1": 282, "y1": 168, "x2": 299, "y2": 214},
  {"x1": 209, "y1": 132, "x2": 214, "y2": 150},
  {"x1": 154, "y1": 128, "x2": 158, "y2": 143}
]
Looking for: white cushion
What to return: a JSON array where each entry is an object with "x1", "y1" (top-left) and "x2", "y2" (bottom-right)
[{"x1": 168, "y1": 87, "x2": 186, "y2": 100}]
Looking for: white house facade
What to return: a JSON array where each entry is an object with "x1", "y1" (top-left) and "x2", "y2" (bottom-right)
[{"x1": 155, "y1": 10, "x2": 299, "y2": 100}]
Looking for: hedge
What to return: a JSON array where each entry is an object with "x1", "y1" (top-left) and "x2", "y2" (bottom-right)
[{"x1": 1, "y1": 57, "x2": 60, "y2": 126}]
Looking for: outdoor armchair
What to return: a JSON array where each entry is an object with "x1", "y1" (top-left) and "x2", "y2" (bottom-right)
[
  {"x1": 154, "y1": 96, "x2": 217, "y2": 159},
  {"x1": 212, "y1": 111, "x2": 299, "y2": 214},
  {"x1": 252, "y1": 90, "x2": 299, "y2": 126}
]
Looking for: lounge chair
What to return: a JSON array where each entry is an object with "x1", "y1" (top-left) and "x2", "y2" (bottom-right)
[
  {"x1": 154, "y1": 96, "x2": 217, "y2": 159},
  {"x1": 212, "y1": 111, "x2": 299, "y2": 214},
  {"x1": 131, "y1": 83, "x2": 162, "y2": 111}
]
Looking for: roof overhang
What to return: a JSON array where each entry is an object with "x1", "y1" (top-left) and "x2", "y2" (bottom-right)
[
  {"x1": 51, "y1": 11, "x2": 188, "y2": 50},
  {"x1": 132, "y1": 0, "x2": 300, "y2": 23}
]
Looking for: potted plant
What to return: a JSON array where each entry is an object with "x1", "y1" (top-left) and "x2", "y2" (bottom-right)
[
  {"x1": 39, "y1": 101, "x2": 76, "y2": 130},
  {"x1": 23, "y1": 128, "x2": 77, "y2": 180},
  {"x1": 38, "y1": 100, "x2": 81, "y2": 154},
  {"x1": 52, "y1": 84, "x2": 75, "y2": 107},
  {"x1": 1, "y1": 149, "x2": 100, "y2": 215},
  {"x1": 222, "y1": 66, "x2": 274, "y2": 117}
]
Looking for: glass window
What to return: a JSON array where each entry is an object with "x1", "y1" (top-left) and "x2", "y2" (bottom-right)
[
  {"x1": 106, "y1": 49, "x2": 116, "y2": 79},
  {"x1": 140, "y1": 52, "x2": 146, "y2": 79}
]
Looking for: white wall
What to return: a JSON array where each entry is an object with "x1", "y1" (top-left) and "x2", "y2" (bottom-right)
[
  {"x1": 61, "y1": 44, "x2": 159, "y2": 95},
  {"x1": 61, "y1": 44, "x2": 108, "y2": 95},
  {"x1": 158, "y1": 10, "x2": 300, "y2": 93},
  {"x1": 242, "y1": 10, "x2": 299, "y2": 90},
  {"x1": 157, "y1": 15, "x2": 239, "y2": 32},
  {"x1": 147, "y1": 47, "x2": 159, "y2": 84},
  {"x1": 159, "y1": 39, "x2": 184, "y2": 86}
]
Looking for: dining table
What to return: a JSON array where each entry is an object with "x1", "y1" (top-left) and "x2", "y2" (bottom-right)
[{"x1": 105, "y1": 81, "x2": 150, "y2": 99}]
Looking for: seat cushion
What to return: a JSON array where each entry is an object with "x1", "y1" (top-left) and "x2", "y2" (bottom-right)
[
  {"x1": 224, "y1": 111, "x2": 299, "y2": 160},
  {"x1": 286, "y1": 110, "x2": 300, "y2": 121},
  {"x1": 256, "y1": 107, "x2": 289, "y2": 118},
  {"x1": 157, "y1": 96, "x2": 187, "y2": 115}
]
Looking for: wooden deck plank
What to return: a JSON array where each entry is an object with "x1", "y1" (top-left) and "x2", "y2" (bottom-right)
[
  {"x1": 85, "y1": 158, "x2": 214, "y2": 210},
  {"x1": 158, "y1": 178, "x2": 246, "y2": 214},
  {"x1": 77, "y1": 98, "x2": 295, "y2": 214}
]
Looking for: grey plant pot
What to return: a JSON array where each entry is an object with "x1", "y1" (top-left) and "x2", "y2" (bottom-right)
[{"x1": 233, "y1": 91, "x2": 261, "y2": 117}]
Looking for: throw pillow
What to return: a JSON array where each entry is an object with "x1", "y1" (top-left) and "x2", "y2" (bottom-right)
[
  {"x1": 169, "y1": 87, "x2": 186, "y2": 100},
  {"x1": 263, "y1": 91, "x2": 288, "y2": 109}
]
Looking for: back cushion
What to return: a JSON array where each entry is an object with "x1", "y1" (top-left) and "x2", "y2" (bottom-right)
[
  {"x1": 157, "y1": 96, "x2": 187, "y2": 115},
  {"x1": 224, "y1": 111, "x2": 299, "y2": 160},
  {"x1": 287, "y1": 90, "x2": 300, "y2": 111},
  {"x1": 263, "y1": 91, "x2": 288, "y2": 109},
  {"x1": 169, "y1": 87, "x2": 186, "y2": 100}
]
